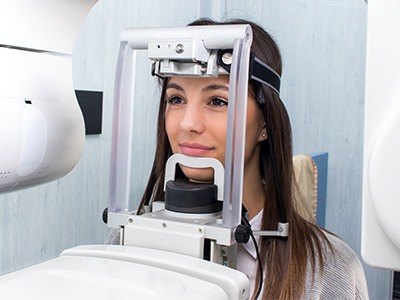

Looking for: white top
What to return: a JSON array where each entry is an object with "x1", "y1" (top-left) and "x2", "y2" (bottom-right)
[{"x1": 236, "y1": 209, "x2": 263, "y2": 297}]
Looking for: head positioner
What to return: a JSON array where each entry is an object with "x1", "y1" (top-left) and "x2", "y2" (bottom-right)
[
  {"x1": 150, "y1": 41, "x2": 281, "y2": 97},
  {"x1": 110, "y1": 24, "x2": 254, "y2": 230},
  {"x1": 109, "y1": 24, "x2": 287, "y2": 237}
]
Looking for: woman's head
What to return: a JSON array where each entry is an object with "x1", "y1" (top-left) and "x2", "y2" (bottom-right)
[
  {"x1": 156, "y1": 18, "x2": 288, "y2": 182},
  {"x1": 140, "y1": 18, "x2": 292, "y2": 211}
]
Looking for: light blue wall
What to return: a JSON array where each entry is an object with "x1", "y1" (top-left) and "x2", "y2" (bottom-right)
[{"x1": 0, "y1": 0, "x2": 392, "y2": 298}]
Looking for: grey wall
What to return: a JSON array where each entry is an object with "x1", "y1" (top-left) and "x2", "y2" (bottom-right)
[{"x1": 0, "y1": 0, "x2": 392, "y2": 298}]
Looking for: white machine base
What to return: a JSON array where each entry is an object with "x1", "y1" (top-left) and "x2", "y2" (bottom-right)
[{"x1": 0, "y1": 245, "x2": 249, "y2": 300}]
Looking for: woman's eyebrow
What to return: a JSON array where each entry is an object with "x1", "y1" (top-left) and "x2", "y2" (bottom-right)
[
  {"x1": 166, "y1": 83, "x2": 184, "y2": 91},
  {"x1": 166, "y1": 83, "x2": 229, "y2": 92},
  {"x1": 202, "y1": 84, "x2": 229, "y2": 92}
]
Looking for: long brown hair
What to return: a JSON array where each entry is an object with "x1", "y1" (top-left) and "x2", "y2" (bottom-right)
[{"x1": 138, "y1": 18, "x2": 331, "y2": 299}]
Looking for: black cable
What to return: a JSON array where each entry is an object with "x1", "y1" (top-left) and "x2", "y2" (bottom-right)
[
  {"x1": 242, "y1": 214, "x2": 263, "y2": 300},
  {"x1": 250, "y1": 230, "x2": 263, "y2": 300}
]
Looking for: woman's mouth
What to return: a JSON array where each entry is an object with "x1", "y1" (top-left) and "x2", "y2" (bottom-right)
[{"x1": 179, "y1": 143, "x2": 215, "y2": 156}]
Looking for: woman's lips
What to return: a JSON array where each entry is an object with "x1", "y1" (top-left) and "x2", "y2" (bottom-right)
[{"x1": 179, "y1": 143, "x2": 215, "y2": 156}]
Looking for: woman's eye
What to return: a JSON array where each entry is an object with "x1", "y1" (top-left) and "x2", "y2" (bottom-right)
[
  {"x1": 210, "y1": 97, "x2": 228, "y2": 107},
  {"x1": 167, "y1": 96, "x2": 184, "y2": 105}
]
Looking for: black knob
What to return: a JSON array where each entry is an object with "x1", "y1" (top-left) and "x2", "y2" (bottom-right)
[
  {"x1": 235, "y1": 224, "x2": 252, "y2": 244},
  {"x1": 102, "y1": 207, "x2": 108, "y2": 224}
]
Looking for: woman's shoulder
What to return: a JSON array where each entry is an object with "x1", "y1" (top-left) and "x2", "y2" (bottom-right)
[
  {"x1": 306, "y1": 230, "x2": 369, "y2": 299},
  {"x1": 322, "y1": 231, "x2": 362, "y2": 266}
]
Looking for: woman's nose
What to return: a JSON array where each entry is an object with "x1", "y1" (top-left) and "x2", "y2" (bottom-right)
[{"x1": 179, "y1": 104, "x2": 205, "y2": 134}]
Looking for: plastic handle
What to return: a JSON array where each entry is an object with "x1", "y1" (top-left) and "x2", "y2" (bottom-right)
[{"x1": 164, "y1": 154, "x2": 224, "y2": 201}]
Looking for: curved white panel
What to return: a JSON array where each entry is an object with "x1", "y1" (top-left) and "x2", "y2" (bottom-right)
[
  {"x1": 0, "y1": 99, "x2": 24, "y2": 190},
  {"x1": 0, "y1": 0, "x2": 99, "y2": 193},
  {"x1": 0, "y1": 0, "x2": 98, "y2": 54},
  {"x1": 17, "y1": 105, "x2": 47, "y2": 177},
  {"x1": 361, "y1": 0, "x2": 400, "y2": 270},
  {"x1": 0, "y1": 47, "x2": 84, "y2": 192},
  {"x1": 368, "y1": 91, "x2": 400, "y2": 249}
]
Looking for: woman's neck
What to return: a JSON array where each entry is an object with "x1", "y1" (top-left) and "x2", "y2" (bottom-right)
[{"x1": 242, "y1": 155, "x2": 265, "y2": 220}]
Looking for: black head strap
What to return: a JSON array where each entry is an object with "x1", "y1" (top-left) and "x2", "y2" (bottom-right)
[{"x1": 217, "y1": 49, "x2": 281, "y2": 96}]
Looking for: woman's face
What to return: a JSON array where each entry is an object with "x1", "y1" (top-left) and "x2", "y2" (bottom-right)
[{"x1": 165, "y1": 76, "x2": 266, "y2": 182}]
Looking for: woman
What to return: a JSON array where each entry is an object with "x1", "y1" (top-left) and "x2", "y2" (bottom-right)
[{"x1": 109, "y1": 18, "x2": 368, "y2": 299}]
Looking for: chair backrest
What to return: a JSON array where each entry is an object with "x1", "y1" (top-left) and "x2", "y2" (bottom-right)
[{"x1": 293, "y1": 152, "x2": 328, "y2": 226}]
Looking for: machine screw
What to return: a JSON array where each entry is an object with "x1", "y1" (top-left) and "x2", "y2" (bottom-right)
[
  {"x1": 162, "y1": 222, "x2": 167, "y2": 228},
  {"x1": 175, "y1": 44, "x2": 184, "y2": 54},
  {"x1": 198, "y1": 228, "x2": 203, "y2": 233},
  {"x1": 221, "y1": 52, "x2": 233, "y2": 65},
  {"x1": 128, "y1": 217, "x2": 134, "y2": 224}
]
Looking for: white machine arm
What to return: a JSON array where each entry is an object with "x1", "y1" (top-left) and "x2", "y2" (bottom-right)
[{"x1": 0, "y1": 0, "x2": 97, "y2": 193}]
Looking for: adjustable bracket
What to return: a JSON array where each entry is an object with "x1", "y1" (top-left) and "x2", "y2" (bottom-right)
[
  {"x1": 149, "y1": 37, "x2": 220, "y2": 77},
  {"x1": 252, "y1": 222, "x2": 289, "y2": 237},
  {"x1": 148, "y1": 37, "x2": 281, "y2": 95}
]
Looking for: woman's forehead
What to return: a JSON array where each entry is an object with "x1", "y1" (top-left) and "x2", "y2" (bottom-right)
[{"x1": 168, "y1": 75, "x2": 230, "y2": 90}]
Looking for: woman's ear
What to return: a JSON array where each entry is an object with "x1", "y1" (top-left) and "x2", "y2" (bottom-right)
[{"x1": 258, "y1": 123, "x2": 268, "y2": 142}]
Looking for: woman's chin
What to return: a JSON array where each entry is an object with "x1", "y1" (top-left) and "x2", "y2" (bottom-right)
[{"x1": 181, "y1": 166, "x2": 214, "y2": 183}]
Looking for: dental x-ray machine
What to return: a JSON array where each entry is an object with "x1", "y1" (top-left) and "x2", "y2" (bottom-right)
[
  {"x1": 1, "y1": 0, "x2": 399, "y2": 299},
  {"x1": 0, "y1": 18, "x2": 286, "y2": 298}
]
